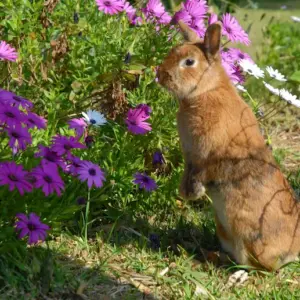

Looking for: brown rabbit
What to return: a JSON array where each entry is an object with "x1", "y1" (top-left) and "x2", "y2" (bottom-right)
[{"x1": 157, "y1": 21, "x2": 300, "y2": 271}]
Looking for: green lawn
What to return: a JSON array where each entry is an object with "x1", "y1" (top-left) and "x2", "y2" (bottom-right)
[{"x1": 236, "y1": 7, "x2": 300, "y2": 57}]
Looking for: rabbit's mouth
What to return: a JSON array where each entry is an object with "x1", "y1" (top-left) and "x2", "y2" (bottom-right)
[{"x1": 157, "y1": 69, "x2": 176, "y2": 91}]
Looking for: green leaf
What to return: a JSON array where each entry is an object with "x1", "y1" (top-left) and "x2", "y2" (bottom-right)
[{"x1": 290, "y1": 71, "x2": 300, "y2": 83}]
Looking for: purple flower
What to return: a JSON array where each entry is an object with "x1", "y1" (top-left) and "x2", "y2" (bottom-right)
[
  {"x1": 68, "y1": 118, "x2": 87, "y2": 138},
  {"x1": 221, "y1": 51, "x2": 245, "y2": 84},
  {"x1": 123, "y1": 0, "x2": 141, "y2": 24},
  {"x1": 0, "y1": 41, "x2": 18, "y2": 62},
  {"x1": 173, "y1": 0, "x2": 207, "y2": 26},
  {"x1": 77, "y1": 160, "x2": 106, "y2": 189},
  {"x1": 172, "y1": 9, "x2": 192, "y2": 24},
  {"x1": 153, "y1": 151, "x2": 165, "y2": 165},
  {"x1": 35, "y1": 145, "x2": 66, "y2": 170},
  {"x1": 232, "y1": 65, "x2": 245, "y2": 84},
  {"x1": 95, "y1": 0, "x2": 124, "y2": 15},
  {"x1": 125, "y1": 107, "x2": 152, "y2": 135},
  {"x1": 221, "y1": 50, "x2": 235, "y2": 64},
  {"x1": 149, "y1": 233, "x2": 160, "y2": 249},
  {"x1": 0, "y1": 89, "x2": 33, "y2": 110},
  {"x1": 123, "y1": 0, "x2": 135, "y2": 15},
  {"x1": 51, "y1": 135, "x2": 86, "y2": 156},
  {"x1": 221, "y1": 13, "x2": 250, "y2": 45},
  {"x1": 65, "y1": 154, "x2": 83, "y2": 175},
  {"x1": 208, "y1": 13, "x2": 218, "y2": 25},
  {"x1": 184, "y1": 0, "x2": 207, "y2": 20},
  {"x1": 0, "y1": 103, "x2": 25, "y2": 126},
  {"x1": 222, "y1": 60, "x2": 239, "y2": 84},
  {"x1": 227, "y1": 48, "x2": 252, "y2": 63},
  {"x1": 142, "y1": 0, "x2": 171, "y2": 24},
  {"x1": 76, "y1": 196, "x2": 87, "y2": 205},
  {"x1": 6, "y1": 125, "x2": 32, "y2": 153},
  {"x1": 133, "y1": 172, "x2": 157, "y2": 191},
  {"x1": 15, "y1": 213, "x2": 50, "y2": 245},
  {"x1": 190, "y1": 19, "x2": 206, "y2": 37},
  {"x1": 136, "y1": 104, "x2": 152, "y2": 118},
  {"x1": 32, "y1": 162, "x2": 65, "y2": 196},
  {"x1": 0, "y1": 162, "x2": 32, "y2": 195},
  {"x1": 25, "y1": 112, "x2": 46, "y2": 129}
]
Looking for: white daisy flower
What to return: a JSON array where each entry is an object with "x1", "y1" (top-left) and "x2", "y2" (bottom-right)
[
  {"x1": 279, "y1": 89, "x2": 299, "y2": 105},
  {"x1": 266, "y1": 66, "x2": 287, "y2": 82},
  {"x1": 263, "y1": 82, "x2": 300, "y2": 108},
  {"x1": 82, "y1": 110, "x2": 107, "y2": 126},
  {"x1": 291, "y1": 99, "x2": 300, "y2": 108},
  {"x1": 263, "y1": 81, "x2": 280, "y2": 96},
  {"x1": 236, "y1": 84, "x2": 247, "y2": 92},
  {"x1": 239, "y1": 59, "x2": 265, "y2": 79},
  {"x1": 291, "y1": 16, "x2": 300, "y2": 22}
]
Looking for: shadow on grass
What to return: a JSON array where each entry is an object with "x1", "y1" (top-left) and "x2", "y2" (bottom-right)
[
  {"x1": 0, "y1": 244, "x2": 158, "y2": 300},
  {"x1": 89, "y1": 201, "x2": 230, "y2": 269}
]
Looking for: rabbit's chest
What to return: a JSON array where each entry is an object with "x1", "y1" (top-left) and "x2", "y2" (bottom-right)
[
  {"x1": 208, "y1": 185, "x2": 231, "y2": 234},
  {"x1": 177, "y1": 114, "x2": 207, "y2": 157}
]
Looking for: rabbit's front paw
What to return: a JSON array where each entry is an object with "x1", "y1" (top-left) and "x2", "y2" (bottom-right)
[{"x1": 179, "y1": 176, "x2": 206, "y2": 201}]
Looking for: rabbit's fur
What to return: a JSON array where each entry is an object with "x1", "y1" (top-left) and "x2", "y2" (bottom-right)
[{"x1": 157, "y1": 21, "x2": 300, "y2": 270}]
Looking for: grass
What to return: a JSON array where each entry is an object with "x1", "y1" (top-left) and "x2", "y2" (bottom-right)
[
  {"x1": 2, "y1": 187, "x2": 300, "y2": 299},
  {"x1": 235, "y1": 6, "x2": 300, "y2": 57}
]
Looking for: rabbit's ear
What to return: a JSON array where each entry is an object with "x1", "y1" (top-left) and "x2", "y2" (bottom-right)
[
  {"x1": 178, "y1": 20, "x2": 201, "y2": 43},
  {"x1": 204, "y1": 22, "x2": 222, "y2": 59}
]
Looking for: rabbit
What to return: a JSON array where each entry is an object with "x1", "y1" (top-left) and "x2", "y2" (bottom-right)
[{"x1": 157, "y1": 21, "x2": 300, "y2": 271}]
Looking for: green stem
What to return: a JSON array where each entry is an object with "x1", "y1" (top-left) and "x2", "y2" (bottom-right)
[{"x1": 84, "y1": 189, "x2": 91, "y2": 246}]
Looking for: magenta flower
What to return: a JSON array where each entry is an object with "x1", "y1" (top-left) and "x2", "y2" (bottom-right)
[
  {"x1": 122, "y1": 1, "x2": 143, "y2": 24},
  {"x1": 51, "y1": 135, "x2": 86, "y2": 156},
  {"x1": 221, "y1": 13, "x2": 250, "y2": 45},
  {"x1": 95, "y1": 0, "x2": 124, "y2": 15},
  {"x1": 0, "y1": 89, "x2": 33, "y2": 110},
  {"x1": 136, "y1": 104, "x2": 152, "y2": 118},
  {"x1": 232, "y1": 65, "x2": 245, "y2": 84},
  {"x1": 133, "y1": 172, "x2": 157, "y2": 191},
  {"x1": 68, "y1": 118, "x2": 87, "y2": 138},
  {"x1": 158, "y1": 12, "x2": 172, "y2": 25},
  {"x1": 208, "y1": 13, "x2": 218, "y2": 25},
  {"x1": 32, "y1": 162, "x2": 65, "y2": 196},
  {"x1": 0, "y1": 162, "x2": 32, "y2": 195},
  {"x1": 35, "y1": 145, "x2": 66, "y2": 170},
  {"x1": 65, "y1": 154, "x2": 83, "y2": 175},
  {"x1": 15, "y1": 213, "x2": 50, "y2": 245},
  {"x1": 184, "y1": 0, "x2": 207, "y2": 20},
  {"x1": 6, "y1": 125, "x2": 32, "y2": 153},
  {"x1": 190, "y1": 19, "x2": 206, "y2": 37},
  {"x1": 77, "y1": 160, "x2": 106, "y2": 189},
  {"x1": 221, "y1": 50, "x2": 235, "y2": 64},
  {"x1": 227, "y1": 48, "x2": 253, "y2": 63},
  {"x1": 123, "y1": 1, "x2": 135, "y2": 15},
  {"x1": 172, "y1": 9, "x2": 192, "y2": 24},
  {"x1": 173, "y1": 0, "x2": 207, "y2": 26},
  {"x1": 142, "y1": 0, "x2": 171, "y2": 24},
  {"x1": 125, "y1": 107, "x2": 152, "y2": 135},
  {"x1": 222, "y1": 60, "x2": 244, "y2": 84},
  {"x1": 0, "y1": 41, "x2": 18, "y2": 62},
  {"x1": 0, "y1": 103, "x2": 25, "y2": 126},
  {"x1": 25, "y1": 112, "x2": 46, "y2": 129},
  {"x1": 142, "y1": 0, "x2": 165, "y2": 17}
]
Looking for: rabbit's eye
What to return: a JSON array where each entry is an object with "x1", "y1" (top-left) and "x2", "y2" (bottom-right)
[{"x1": 185, "y1": 59, "x2": 195, "y2": 66}]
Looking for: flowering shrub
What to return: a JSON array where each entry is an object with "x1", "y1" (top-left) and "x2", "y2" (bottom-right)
[{"x1": 0, "y1": 0, "x2": 299, "y2": 256}]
